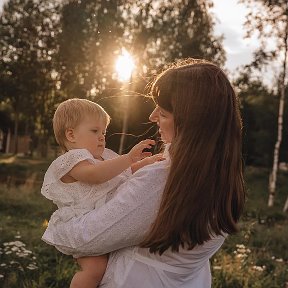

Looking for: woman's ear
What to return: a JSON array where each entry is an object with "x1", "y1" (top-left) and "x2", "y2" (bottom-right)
[{"x1": 65, "y1": 128, "x2": 76, "y2": 143}]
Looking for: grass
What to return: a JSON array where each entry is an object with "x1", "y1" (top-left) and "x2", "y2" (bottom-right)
[
  {"x1": 0, "y1": 156, "x2": 288, "y2": 287},
  {"x1": 212, "y1": 166, "x2": 288, "y2": 288},
  {"x1": 0, "y1": 155, "x2": 77, "y2": 287}
]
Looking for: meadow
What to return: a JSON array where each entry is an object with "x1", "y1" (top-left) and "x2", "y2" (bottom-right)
[{"x1": 0, "y1": 155, "x2": 287, "y2": 287}]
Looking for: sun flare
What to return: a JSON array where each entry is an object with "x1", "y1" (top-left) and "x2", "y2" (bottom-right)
[{"x1": 115, "y1": 48, "x2": 135, "y2": 82}]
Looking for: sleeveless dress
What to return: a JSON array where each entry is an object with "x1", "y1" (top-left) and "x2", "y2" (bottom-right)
[{"x1": 41, "y1": 148, "x2": 131, "y2": 257}]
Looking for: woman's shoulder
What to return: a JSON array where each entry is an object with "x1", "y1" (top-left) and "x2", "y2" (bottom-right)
[{"x1": 131, "y1": 159, "x2": 170, "y2": 184}]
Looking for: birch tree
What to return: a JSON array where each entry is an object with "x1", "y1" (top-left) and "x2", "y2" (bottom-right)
[{"x1": 241, "y1": 0, "x2": 288, "y2": 208}]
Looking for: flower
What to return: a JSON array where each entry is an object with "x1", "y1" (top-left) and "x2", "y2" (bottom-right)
[
  {"x1": 0, "y1": 233, "x2": 39, "y2": 275},
  {"x1": 26, "y1": 263, "x2": 38, "y2": 270},
  {"x1": 252, "y1": 265, "x2": 265, "y2": 272}
]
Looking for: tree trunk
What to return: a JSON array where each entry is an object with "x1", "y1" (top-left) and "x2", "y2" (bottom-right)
[
  {"x1": 268, "y1": 29, "x2": 288, "y2": 207},
  {"x1": 281, "y1": 12, "x2": 288, "y2": 213},
  {"x1": 13, "y1": 110, "x2": 19, "y2": 154},
  {"x1": 268, "y1": 96, "x2": 285, "y2": 206},
  {"x1": 284, "y1": 197, "x2": 288, "y2": 213},
  {"x1": 5, "y1": 129, "x2": 11, "y2": 153}
]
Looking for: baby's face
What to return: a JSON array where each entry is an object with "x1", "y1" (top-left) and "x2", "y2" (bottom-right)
[{"x1": 72, "y1": 115, "x2": 107, "y2": 159}]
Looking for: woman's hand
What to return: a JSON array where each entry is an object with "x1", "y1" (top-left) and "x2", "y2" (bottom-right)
[{"x1": 131, "y1": 153, "x2": 165, "y2": 173}]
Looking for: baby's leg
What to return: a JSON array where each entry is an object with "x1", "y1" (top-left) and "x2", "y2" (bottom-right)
[{"x1": 70, "y1": 255, "x2": 108, "y2": 288}]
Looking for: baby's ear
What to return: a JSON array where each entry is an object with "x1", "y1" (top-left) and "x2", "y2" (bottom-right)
[{"x1": 65, "y1": 128, "x2": 75, "y2": 143}]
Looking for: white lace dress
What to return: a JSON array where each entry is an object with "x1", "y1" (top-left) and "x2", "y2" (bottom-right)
[{"x1": 41, "y1": 148, "x2": 131, "y2": 257}]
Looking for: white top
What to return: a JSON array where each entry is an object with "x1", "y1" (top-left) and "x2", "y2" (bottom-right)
[
  {"x1": 41, "y1": 148, "x2": 131, "y2": 257},
  {"x1": 45, "y1": 149, "x2": 226, "y2": 287}
]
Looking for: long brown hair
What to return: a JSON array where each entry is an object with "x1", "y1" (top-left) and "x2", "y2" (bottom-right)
[{"x1": 141, "y1": 59, "x2": 245, "y2": 255}]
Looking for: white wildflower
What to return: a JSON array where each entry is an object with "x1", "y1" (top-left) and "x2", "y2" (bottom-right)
[
  {"x1": 252, "y1": 265, "x2": 265, "y2": 272},
  {"x1": 236, "y1": 244, "x2": 245, "y2": 249},
  {"x1": 236, "y1": 253, "x2": 247, "y2": 258},
  {"x1": 26, "y1": 264, "x2": 38, "y2": 270},
  {"x1": 11, "y1": 247, "x2": 20, "y2": 252},
  {"x1": 11, "y1": 241, "x2": 26, "y2": 247}
]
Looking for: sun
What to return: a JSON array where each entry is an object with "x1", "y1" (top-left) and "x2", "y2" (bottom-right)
[{"x1": 115, "y1": 48, "x2": 135, "y2": 82}]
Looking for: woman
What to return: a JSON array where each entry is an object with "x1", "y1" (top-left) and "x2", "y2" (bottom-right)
[{"x1": 52, "y1": 58, "x2": 245, "y2": 287}]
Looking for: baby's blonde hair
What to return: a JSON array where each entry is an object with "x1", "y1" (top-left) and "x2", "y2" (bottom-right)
[{"x1": 53, "y1": 98, "x2": 110, "y2": 151}]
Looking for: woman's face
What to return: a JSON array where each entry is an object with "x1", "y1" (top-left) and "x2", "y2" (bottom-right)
[{"x1": 149, "y1": 105, "x2": 174, "y2": 143}]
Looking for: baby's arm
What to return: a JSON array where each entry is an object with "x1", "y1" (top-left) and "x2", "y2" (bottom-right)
[
  {"x1": 68, "y1": 139, "x2": 155, "y2": 184},
  {"x1": 70, "y1": 255, "x2": 107, "y2": 288}
]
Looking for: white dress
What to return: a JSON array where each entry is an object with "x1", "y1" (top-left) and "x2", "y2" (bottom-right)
[
  {"x1": 41, "y1": 148, "x2": 131, "y2": 257},
  {"x1": 46, "y1": 149, "x2": 226, "y2": 287}
]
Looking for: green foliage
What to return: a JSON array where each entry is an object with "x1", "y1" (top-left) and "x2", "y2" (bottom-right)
[
  {"x1": 58, "y1": 0, "x2": 225, "y2": 98},
  {"x1": 0, "y1": 0, "x2": 226, "y2": 155},
  {"x1": 0, "y1": 0, "x2": 63, "y2": 155},
  {"x1": 240, "y1": 0, "x2": 288, "y2": 70},
  {"x1": 234, "y1": 72, "x2": 288, "y2": 166}
]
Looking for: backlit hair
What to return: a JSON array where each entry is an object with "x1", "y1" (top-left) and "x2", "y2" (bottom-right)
[
  {"x1": 141, "y1": 58, "x2": 245, "y2": 254},
  {"x1": 53, "y1": 98, "x2": 110, "y2": 152}
]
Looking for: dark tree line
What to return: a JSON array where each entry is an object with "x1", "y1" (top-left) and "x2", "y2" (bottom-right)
[{"x1": 0, "y1": 0, "x2": 225, "y2": 156}]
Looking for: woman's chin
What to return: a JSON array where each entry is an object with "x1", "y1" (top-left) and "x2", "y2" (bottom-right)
[
  {"x1": 160, "y1": 138, "x2": 171, "y2": 144},
  {"x1": 158, "y1": 131, "x2": 171, "y2": 144}
]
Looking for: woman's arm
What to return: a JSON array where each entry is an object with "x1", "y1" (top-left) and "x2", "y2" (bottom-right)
[{"x1": 57, "y1": 160, "x2": 169, "y2": 255}]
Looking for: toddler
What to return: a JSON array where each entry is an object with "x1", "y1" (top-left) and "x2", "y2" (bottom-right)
[{"x1": 41, "y1": 98, "x2": 160, "y2": 288}]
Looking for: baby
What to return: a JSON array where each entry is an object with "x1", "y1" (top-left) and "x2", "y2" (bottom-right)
[{"x1": 41, "y1": 98, "x2": 160, "y2": 288}]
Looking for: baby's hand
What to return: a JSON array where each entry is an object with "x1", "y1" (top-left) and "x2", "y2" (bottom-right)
[{"x1": 127, "y1": 139, "x2": 155, "y2": 163}]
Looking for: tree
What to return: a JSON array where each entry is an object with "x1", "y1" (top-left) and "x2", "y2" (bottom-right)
[
  {"x1": 57, "y1": 0, "x2": 225, "y2": 151},
  {"x1": 58, "y1": 0, "x2": 225, "y2": 96},
  {"x1": 118, "y1": 0, "x2": 225, "y2": 73},
  {"x1": 240, "y1": 0, "x2": 288, "y2": 208},
  {"x1": 0, "y1": 0, "x2": 62, "y2": 155},
  {"x1": 234, "y1": 71, "x2": 278, "y2": 166},
  {"x1": 57, "y1": 0, "x2": 124, "y2": 99},
  {"x1": 1, "y1": 0, "x2": 226, "y2": 155}
]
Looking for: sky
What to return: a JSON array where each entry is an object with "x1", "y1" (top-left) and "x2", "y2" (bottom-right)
[
  {"x1": 211, "y1": 0, "x2": 259, "y2": 73},
  {"x1": 0, "y1": 0, "x2": 260, "y2": 80}
]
